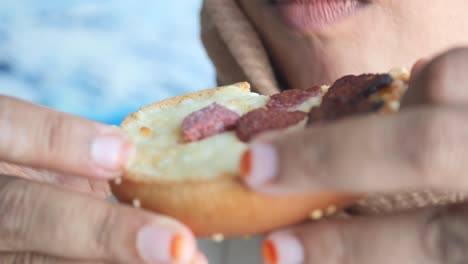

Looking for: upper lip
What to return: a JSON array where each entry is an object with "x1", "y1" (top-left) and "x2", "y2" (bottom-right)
[
  {"x1": 270, "y1": 0, "x2": 369, "y2": 4},
  {"x1": 271, "y1": 0, "x2": 370, "y2": 31}
]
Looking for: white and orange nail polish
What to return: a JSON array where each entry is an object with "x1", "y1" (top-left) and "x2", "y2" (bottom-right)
[
  {"x1": 240, "y1": 143, "x2": 278, "y2": 188},
  {"x1": 262, "y1": 233, "x2": 304, "y2": 264},
  {"x1": 137, "y1": 224, "x2": 194, "y2": 264}
]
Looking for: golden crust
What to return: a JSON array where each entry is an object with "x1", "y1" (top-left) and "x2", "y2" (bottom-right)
[
  {"x1": 111, "y1": 175, "x2": 358, "y2": 237},
  {"x1": 120, "y1": 82, "x2": 250, "y2": 128},
  {"x1": 111, "y1": 82, "x2": 359, "y2": 238}
]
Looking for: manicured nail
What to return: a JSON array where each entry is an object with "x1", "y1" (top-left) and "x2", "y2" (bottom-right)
[
  {"x1": 240, "y1": 143, "x2": 278, "y2": 188},
  {"x1": 137, "y1": 225, "x2": 192, "y2": 264},
  {"x1": 262, "y1": 233, "x2": 304, "y2": 264},
  {"x1": 91, "y1": 135, "x2": 131, "y2": 175}
]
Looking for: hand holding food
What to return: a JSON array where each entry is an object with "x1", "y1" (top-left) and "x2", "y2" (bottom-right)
[
  {"x1": 0, "y1": 97, "x2": 206, "y2": 264},
  {"x1": 111, "y1": 64, "x2": 410, "y2": 239}
]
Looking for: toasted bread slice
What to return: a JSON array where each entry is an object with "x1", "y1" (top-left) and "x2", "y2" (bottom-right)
[{"x1": 110, "y1": 82, "x2": 358, "y2": 238}]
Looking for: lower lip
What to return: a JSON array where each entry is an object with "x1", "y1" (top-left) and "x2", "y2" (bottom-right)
[{"x1": 275, "y1": 0, "x2": 367, "y2": 31}]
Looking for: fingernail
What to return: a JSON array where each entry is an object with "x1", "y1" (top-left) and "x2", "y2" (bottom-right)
[
  {"x1": 137, "y1": 225, "x2": 192, "y2": 264},
  {"x1": 91, "y1": 135, "x2": 131, "y2": 175},
  {"x1": 262, "y1": 233, "x2": 304, "y2": 264},
  {"x1": 240, "y1": 143, "x2": 278, "y2": 188}
]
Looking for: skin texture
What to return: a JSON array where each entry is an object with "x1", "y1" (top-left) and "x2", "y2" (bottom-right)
[
  {"x1": 242, "y1": 47, "x2": 468, "y2": 263},
  {"x1": 235, "y1": 1, "x2": 468, "y2": 263},
  {"x1": 0, "y1": 98, "x2": 206, "y2": 264},
  {"x1": 238, "y1": 0, "x2": 468, "y2": 89},
  {"x1": 5, "y1": 1, "x2": 468, "y2": 262}
]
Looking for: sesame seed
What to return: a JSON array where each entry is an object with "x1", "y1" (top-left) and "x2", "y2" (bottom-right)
[
  {"x1": 321, "y1": 85, "x2": 330, "y2": 92},
  {"x1": 114, "y1": 177, "x2": 122, "y2": 185},
  {"x1": 132, "y1": 199, "x2": 141, "y2": 208},
  {"x1": 212, "y1": 233, "x2": 224, "y2": 242},
  {"x1": 309, "y1": 209, "x2": 323, "y2": 220},
  {"x1": 389, "y1": 101, "x2": 400, "y2": 111},
  {"x1": 389, "y1": 67, "x2": 410, "y2": 80},
  {"x1": 326, "y1": 205, "x2": 337, "y2": 216}
]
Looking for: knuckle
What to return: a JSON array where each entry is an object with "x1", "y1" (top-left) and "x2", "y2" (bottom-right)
[
  {"x1": 92, "y1": 205, "x2": 119, "y2": 257},
  {"x1": 39, "y1": 113, "x2": 68, "y2": 158},
  {"x1": 1, "y1": 252, "x2": 58, "y2": 264},
  {"x1": 422, "y1": 204, "x2": 468, "y2": 264},
  {"x1": 300, "y1": 222, "x2": 350, "y2": 264},
  {"x1": 423, "y1": 48, "x2": 468, "y2": 103},
  {"x1": 1, "y1": 253, "x2": 26, "y2": 264},
  {"x1": 408, "y1": 111, "x2": 457, "y2": 186},
  {"x1": 0, "y1": 177, "x2": 35, "y2": 251}
]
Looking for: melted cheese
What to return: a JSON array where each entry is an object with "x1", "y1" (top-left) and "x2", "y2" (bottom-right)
[{"x1": 124, "y1": 85, "x2": 321, "y2": 180}]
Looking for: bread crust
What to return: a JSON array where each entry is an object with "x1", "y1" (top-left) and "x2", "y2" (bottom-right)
[{"x1": 111, "y1": 82, "x2": 359, "y2": 237}]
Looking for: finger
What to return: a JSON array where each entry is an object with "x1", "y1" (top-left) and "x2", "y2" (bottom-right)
[
  {"x1": 0, "y1": 96, "x2": 133, "y2": 179},
  {"x1": 0, "y1": 175, "x2": 197, "y2": 264},
  {"x1": 0, "y1": 252, "x2": 106, "y2": 264},
  {"x1": 191, "y1": 252, "x2": 209, "y2": 264},
  {"x1": 240, "y1": 106, "x2": 468, "y2": 194},
  {"x1": 0, "y1": 162, "x2": 111, "y2": 198},
  {"x1": 403, "y1": 47, "x2": 468, "y2": 107},
  {"x1": 260, "y1": 203, "x2": 468, "y2": 264},
  {"x1": 410, "y1": 58, "x2": 430, "y2": 78}
]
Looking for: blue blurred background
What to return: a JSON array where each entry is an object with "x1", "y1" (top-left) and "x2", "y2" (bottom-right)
[{"x1": 0, "y1": 0, "x2": 215, "y2": 125}]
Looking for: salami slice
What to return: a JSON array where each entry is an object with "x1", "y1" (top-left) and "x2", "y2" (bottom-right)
[
  {"x1": 182, "y1": 103, "x2": 240, "y2": 142},
  {"x1": 236, "y1": 108, "x2": 307, "y2": 142},
  {"x1": 308, "y1": 74, "x2": 393, "y2": 124},
  {"x1": 266, "y1": 88, "x2": 322, "y2": 111}
]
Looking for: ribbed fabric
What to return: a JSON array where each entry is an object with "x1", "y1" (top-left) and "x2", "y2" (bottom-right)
[
  {"x1": 201, "y1": 0, "x2": 279, "y2": 95},
  {"x1": 200, "y1": 0, "x2": 467, "y2": 214}
]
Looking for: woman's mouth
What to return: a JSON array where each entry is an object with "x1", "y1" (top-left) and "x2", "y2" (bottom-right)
[{"x1": 271, "y1": 0, "x2": 370, "y2": 31}]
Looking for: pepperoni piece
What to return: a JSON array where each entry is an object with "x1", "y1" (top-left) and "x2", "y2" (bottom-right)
[
  {"x1": 236, "y1": 108, "x2": 307, "y2": 142},
  {"x1": 182, "y1": 103, "x2": 240, "y2": 143},
  {"x1": 266, "y1": 88, "x2": 322, "y2": 111},
  {"x1": 308, "y1": 74, "x2": 393, "y2": 125}
]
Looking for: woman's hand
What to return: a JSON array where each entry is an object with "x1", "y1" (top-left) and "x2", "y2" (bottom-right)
[
  {"x1": 241, "y1": 48, "x2": 468, "y2": 264},
  {"x1": 0, "y1": 97, "x2": 207, "y2": 264}
]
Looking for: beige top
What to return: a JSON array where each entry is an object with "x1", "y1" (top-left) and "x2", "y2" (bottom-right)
[{"x1": 199, "y1": 1, "x2": 467, "y2": 263}]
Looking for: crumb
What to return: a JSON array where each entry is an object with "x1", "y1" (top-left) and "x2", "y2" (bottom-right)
[
  {"x1": 114, "y1": 177, "x2": 122, "y2": 185},
  {"x1": 132, "y1": 199, "x2": 141, "y2": 208},
  {"x1": 309, "y1": 209, "x2": 323, "y2": 220},
  {"x1": 326, "y1": 205, "x2": 337, "y2": 216},
  {"x1": 212, "y1": 233, "x2": 224, "y2": 242}
]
